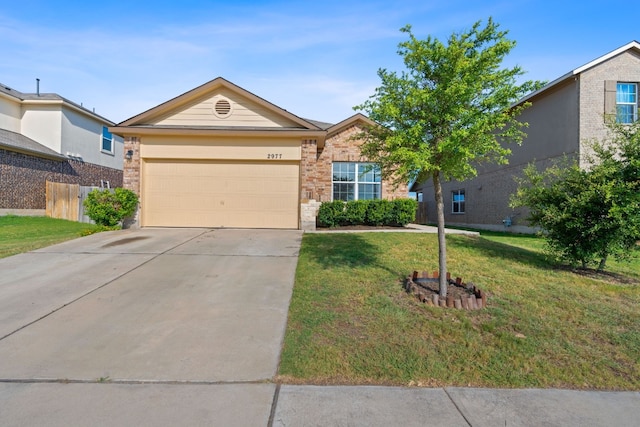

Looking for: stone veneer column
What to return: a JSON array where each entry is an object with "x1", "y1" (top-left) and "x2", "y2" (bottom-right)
[
  {"x1": 122, "y1": 136, "x2": 141, "y2": 228},
  {"x1": 300, "y1": 139, "x2": 319, "y2": 231}
]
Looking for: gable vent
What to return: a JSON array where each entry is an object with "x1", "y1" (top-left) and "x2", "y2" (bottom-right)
[{"x1": 214, "y1": 99, "x2": 232, "y2": 117}]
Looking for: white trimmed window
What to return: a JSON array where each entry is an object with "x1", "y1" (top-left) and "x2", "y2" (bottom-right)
[
  {"x1": 101, "y1": 126, "x2": 113, "y2": 153},
  {"x1": 452, "y1": 189, "x2": 465, "y2": 214},
  {"x1": 616, "y1": 83, "x2": 638, "y2": 124},
  {"x1": 332, "y1": 162, "x2": 381, "y2": 201}
]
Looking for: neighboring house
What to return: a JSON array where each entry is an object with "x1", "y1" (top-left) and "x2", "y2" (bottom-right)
[
  {"x1": 412, "y1": 41, "x2": 640, "y2": 232},
  {"x1": 110, "y1": 77, "x2": 407, "y2": 230},
  {"x1": 0, "y1": 83, "x2": 123, "y2": 212}
]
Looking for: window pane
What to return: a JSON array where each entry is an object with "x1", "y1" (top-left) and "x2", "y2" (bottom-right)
[
  {"x1": 358, "y1": 183, "x2": 380, "y2": 200},
  {"x1": 452, "y1": 190, "x2": 465, "y2": 213},
  {"x1": 333, "y1": 162, "x2": 355, "y2": 182},
  {"x1": 617, "y1": 105, "x2": 636, "y2": 124},
  {"x1": 617, "y1": 83, "x2": 636, "y2": 103},
  {"x1": 358, "y1": 163, "x2": 381, "y2": 183},
  {"x1": 101, "y1": 126, "x2": 113, "y2": 152},
  {"x1": 333, "y1": 183, "x2": 355, "y2": 201}
]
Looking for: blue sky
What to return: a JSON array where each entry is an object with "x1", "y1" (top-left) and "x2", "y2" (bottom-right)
[{"x1": 2, "y1": 1, "x2": 639, "y2": 124}]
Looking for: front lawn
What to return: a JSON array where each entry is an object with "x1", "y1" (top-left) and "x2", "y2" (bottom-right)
[
  {"x1": 278, "y1": 232, "x2": 640, "y2": 390},
  {"x1": 0, "y1": 216, "x2": 100, "y2": 259}
]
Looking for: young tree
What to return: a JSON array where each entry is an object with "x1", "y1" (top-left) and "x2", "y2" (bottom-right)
[
  {"x1": 511, "y1": 120, "x2": 640, "y2": 271},
  {"x1": 355, "y1": 18, "x2": 541, "y2": 297}
]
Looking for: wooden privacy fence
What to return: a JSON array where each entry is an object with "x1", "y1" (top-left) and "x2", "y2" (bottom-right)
[
  {"x1": 416, "y1": 201, "x2": 428, "y2": 225},
  {"x1": 46, "y1": 181, "x2": 99, "y2": 223}
]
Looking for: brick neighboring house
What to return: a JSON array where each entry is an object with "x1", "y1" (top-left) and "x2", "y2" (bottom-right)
[
  {"x1": 110, "y1": 77, "x2": 407, "y2": 230},
  {"x1": 0, "y1": 83, "x2": 123, "y2": 213},
  {"x1": 411, "y1": 41, "x2": 640, "y2": 232}
]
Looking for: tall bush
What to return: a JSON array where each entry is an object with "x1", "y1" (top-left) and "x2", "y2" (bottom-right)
[
  {"x1": 83, "y1": 188, "x2": 139, "y2": 227},
  {"x1": 511, "y1": 121, "x2": 640, "y2": 271}
]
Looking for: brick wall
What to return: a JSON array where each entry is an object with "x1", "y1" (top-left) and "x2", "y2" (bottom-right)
[
  {"x1": 418, "y1": 158, "x2": 559, "y2": 232},
  {"x1": 121, "y1": 136, "x2": 141, "y2": 227},
  {"x1": 316, "y1": 124, "x2": 408, "y2": 202},
  {"x1": 123, "y1": 136, "x2": 141, "y2": 195},
  {"x1": 300, "y1": 139, "x2": 317, "y2": 202},
  {"x1": 0, "y1": 148, "x2": 123, "y2": 209}
]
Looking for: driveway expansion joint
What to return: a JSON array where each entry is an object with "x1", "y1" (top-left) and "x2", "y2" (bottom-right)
[
  {"x1": 443, "y1": 387, "x2": 473, "y2": 426},
  {"x1": 267, "y1": 383, "x2": 281, "y2": 427}
]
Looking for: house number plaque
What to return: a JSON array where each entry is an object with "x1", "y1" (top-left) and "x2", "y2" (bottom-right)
[{"x1": 267, "y1": 153, "x2": 283, "y2": 159}]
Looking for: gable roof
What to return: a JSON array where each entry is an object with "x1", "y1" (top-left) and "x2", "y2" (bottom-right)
[
  {"x1": 0, "y1": 128, "x2": 65, "y2": 160},
  {"x1": 117, "y1": 77, "x2": 322, "y2": 131},
  {"x1": 517, "y1": 40, "x2": 640, "y2": 105},
  {"x1": 326, "y1": 113, "x2": 377, "y2": 138}
]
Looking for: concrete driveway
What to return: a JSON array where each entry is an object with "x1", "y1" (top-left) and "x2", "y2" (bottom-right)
[{"x1": 0, "y1": 228, "x2": 301, "y2": 425}]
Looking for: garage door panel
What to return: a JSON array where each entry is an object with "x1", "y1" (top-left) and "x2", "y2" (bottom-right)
[{"x1": 142, "y1": 160, "x2": 299, "y2": 228}]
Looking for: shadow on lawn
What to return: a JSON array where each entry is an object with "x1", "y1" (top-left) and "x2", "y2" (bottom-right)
[
  {"x1": 302, "y1": 233, "x2": 382, "y2": 270},
  {"x1": 448, "y1": 234, "x2": 551, "y2": 268},
  {"x1": 304, "y1": 232, "x2": 554, "y2": 275}
]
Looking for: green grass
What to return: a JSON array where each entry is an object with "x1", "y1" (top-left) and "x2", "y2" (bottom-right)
[
  {"x1": 0, "y1": 216, "x2": 101, "y2": 258},
  {"x1": 278, "y1": 231, "x2": 640, "y2": 390}
]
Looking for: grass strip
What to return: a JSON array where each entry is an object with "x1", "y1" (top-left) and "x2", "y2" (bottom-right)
[
  {"x1": 0, "y1": 216, "x2": 100, "y2": 259},
  {"x1": 279, "y1": 232, "x2": 640, "y2": 390}
]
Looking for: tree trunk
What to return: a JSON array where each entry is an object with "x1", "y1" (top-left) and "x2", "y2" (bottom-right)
[
  {"x1": 433, "y1": 171, "x2": 448, "y2": 298},
  {"x1": 597, "y1": 255, "x2": 607, "y2": 272}
]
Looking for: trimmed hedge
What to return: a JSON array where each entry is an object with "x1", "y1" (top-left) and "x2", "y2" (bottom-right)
[{"x1": 317, "y1": 198, "x2": 417, "y2": 228}]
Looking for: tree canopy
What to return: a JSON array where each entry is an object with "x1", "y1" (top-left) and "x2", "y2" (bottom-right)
[{"x1": 356, "y1": 18, "x2": 542, "y2": 296}]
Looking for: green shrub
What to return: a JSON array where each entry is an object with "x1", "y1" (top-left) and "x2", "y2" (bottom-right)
[
  {"x1": 317, "y1": 200, "x2": 345, "y2": 228},
  {"x1": 343, "y1": 200, "x2": 369, "y2": 225},
  {"x1": 83, "y1": 188, "x2": 138, "y2": 227},
  {"x1": 365, "y1": 199, "x2": 392, "y2": 226},
  {"x1": 317, "y1": 198, "x2": 418, "y2": 227},
  {"x1": 389, "y1": 198, "x2": 418, "y2": 226}
]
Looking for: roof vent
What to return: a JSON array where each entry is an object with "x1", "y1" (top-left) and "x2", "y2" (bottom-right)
[{"x1": 214, "y1": 99, "x2": 232, "y2": 118}]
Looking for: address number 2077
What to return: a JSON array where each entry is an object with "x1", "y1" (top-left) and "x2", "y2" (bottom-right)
[{"x1": 267, "y1": 153, "x2": 283, "y2": 159}]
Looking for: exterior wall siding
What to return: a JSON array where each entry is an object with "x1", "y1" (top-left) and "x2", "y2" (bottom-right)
[
  {"x1": 61, "y1": 108, "x2": 124, "y2": 170},
  {"x1": 0, "y1": 95, "x2": 20, "y2": 132},
  {"x1": 0, "y1": 148, "x2": 123, "y2": 209},
  {"x1": 20, "y1": 106, "x2": 63, "y2": 153},
  {"x1": 578, "y1": 50, "x2": 640, "y2": 166},
  {"x1": 154, "y1": 89, "x2": 302, "y2": 128}
]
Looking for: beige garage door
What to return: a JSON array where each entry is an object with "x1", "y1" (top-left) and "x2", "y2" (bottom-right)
[{"x1": 142, "y1": 159, "x2": 299, "y2": 228}]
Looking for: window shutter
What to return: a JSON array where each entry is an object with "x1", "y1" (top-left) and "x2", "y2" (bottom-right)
[{"x1": 604, "y1": 80, "x2": 617, "y2": 120}]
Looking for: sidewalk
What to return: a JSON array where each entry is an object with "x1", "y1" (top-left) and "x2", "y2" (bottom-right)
[
  {"x1": 2, "y1": 382, "x2": 637, "y2": 426},
  {"x1": 272, "y1": 385, "x2": 640, "y2": 426}
]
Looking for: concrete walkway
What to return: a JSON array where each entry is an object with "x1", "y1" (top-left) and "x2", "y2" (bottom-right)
[
  {"x1": 0, "y1": 228, "x2": 637, "y2": 426},
  {"x1": 306, "y1": 223, "x2": 479, "y2": 234}
]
